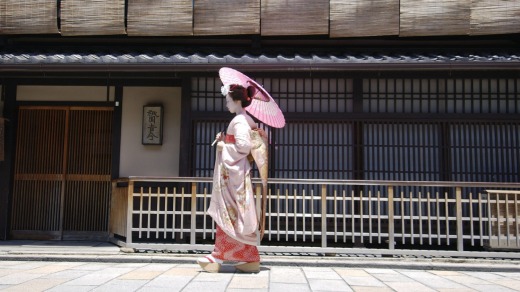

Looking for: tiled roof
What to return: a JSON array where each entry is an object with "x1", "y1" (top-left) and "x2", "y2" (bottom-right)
[{"x1": 1, "y1": 49, "x2": 519, "y2": 71}]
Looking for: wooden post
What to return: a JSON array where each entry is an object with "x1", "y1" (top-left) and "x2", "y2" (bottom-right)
[
  {"x1": 126, "y1": 181, "x2": 134, "y2": 244},
  {"x1": 109, "y1": 181, "x2": 117, "y2": 237},
  {"x1": 388, "y1": 186, "x2": 395, "y2": 250},
  {"x1": 191, "y1": 182, "x2": 197, "y2": 245},
  {"x1": 456, "y1": 187, "x2": 463, "y2": 252},
  {"x1": 321, "y1": 184, "x2": 327, "y2": 248}
]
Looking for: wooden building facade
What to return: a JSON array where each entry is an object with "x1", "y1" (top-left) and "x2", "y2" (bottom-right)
[{"x1": 0, "y1": 1, "x2": 519, "y2": 248}]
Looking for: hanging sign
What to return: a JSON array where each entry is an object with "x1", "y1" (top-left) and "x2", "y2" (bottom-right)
[{"x1": 142, "y1": 105, "x2": 163, "y2": 145}]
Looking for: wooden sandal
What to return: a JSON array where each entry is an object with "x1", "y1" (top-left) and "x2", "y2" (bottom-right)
[
  {"x1": 234, "y1": 262, "x2": 260, "y2": 273},
  {"x1": 197, "y1": 255, "x2": 222, "y2": 273}
]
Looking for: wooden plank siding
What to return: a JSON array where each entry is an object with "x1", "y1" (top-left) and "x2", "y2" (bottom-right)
[
  {"x1": 0, "y1": 0, "x2": 519, "y2": 37},
  {"x1": 470, "y1": 0, "x2": 520, "y2": 35},
  {"x1": 127, "y1": 0, "x2": 193, "y2": 36},
  {"x1": 0, "y1": 0, "x2": 58, "y2": 34},
  {"x1": 400, "y1": 0, "x2": 470, "y2": 37},
  {"x1": 261, "y1": 0, "x2": 329, "y2": 36},
  {"x1": 193, "y1": 0, "x2": 260, "y2": 36},
  {"x1": 60, "y1": 0, "x2": 126, "y2": 36},
  {"x1": 330, "y1": 0, "x2": 399, "y2": 38}
]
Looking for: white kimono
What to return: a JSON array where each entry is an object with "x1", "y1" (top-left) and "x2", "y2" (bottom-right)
[{"x1": 208, "y1": 113, "x2": 259, "y2": 245}]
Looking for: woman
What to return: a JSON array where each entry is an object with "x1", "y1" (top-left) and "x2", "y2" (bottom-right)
[{"x1": 197, "y1": 84, "x2": 261, "y2": 273}]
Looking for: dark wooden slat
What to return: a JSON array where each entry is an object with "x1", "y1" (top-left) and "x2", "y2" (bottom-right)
[
  {"x1": 0, "y1": 0, "x2": 58, "y2": 34},
  {"x1": 400, "y1": 0, "x2": 470, "y2": 36},
  {"x1": 261, "y1": 0, "x2": 329, "y2": 36},
  {"x1": 60, "y1": 0, "x2": 126, "y2": 36},
  {"x1": 127, "y1": 0, "x2": 193, "y2": 36},
  {"x1": 194, "y1": 0, "x2": 259, "y2": 36},
  {"x1": 471, "y1": 0, "x2": 520, "y2": 35},
  {"x1": 330, "y1": 0, "x2": 399, "y2": 37}
]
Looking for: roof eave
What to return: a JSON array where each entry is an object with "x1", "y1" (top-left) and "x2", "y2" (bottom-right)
[{"x1": 1, "y1": 62, "x2": 519, "y2": 73}]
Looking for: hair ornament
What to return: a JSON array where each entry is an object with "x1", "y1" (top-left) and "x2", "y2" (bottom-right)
[{"x1": 220, "y1": 84, "x2": 230, "y2": 97}]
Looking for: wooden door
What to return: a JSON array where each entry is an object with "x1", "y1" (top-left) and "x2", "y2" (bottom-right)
[{"x1": 11, "y1": 106, "x2": 113, "y2": 240}]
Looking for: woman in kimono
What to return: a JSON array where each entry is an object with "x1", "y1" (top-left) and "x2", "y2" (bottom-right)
[{"x1": 197, "y1": 84, "x2": 261, "y2": 273}]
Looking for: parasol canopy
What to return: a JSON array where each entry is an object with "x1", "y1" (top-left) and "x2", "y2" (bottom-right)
[{"x1": 219, "y1": 67, "x2": 285, "y2": 128}]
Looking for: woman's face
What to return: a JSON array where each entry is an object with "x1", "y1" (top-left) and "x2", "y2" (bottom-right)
[{"x1": 226, "y1": 95, "x2": 241, "y2": 113}]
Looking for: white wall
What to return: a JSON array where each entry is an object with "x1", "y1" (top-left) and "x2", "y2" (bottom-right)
[{"x1": 119, "y1": 87, "x2": 181, "y2": 177}]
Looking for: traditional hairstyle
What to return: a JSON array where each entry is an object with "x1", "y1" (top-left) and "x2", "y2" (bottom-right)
[{"x1": 221, "y1": 84, "x2": 254, "y2": 108}]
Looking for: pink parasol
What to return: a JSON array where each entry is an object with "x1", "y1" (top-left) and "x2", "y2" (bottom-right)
[{"x1": 219, "y1": 67, "x2": 285, "y2": 128}]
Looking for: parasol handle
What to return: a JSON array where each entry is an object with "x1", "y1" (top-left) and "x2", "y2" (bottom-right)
[{"x1": 211, "y1": 131, "x2": 225, "y2": 146}]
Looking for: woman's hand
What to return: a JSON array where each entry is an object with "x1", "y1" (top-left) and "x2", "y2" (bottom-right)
[
  {"x1": 211, "y1": 132, "x2": 224, "y2": 146},
  {"x1": 216, "y1": 141, "x2": 225, "y2": 151}
]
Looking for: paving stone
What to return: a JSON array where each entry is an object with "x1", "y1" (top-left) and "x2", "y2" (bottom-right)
[
  {"x1": 138, "y1": 263, "x2": 175, "y2": 272},
  {"x1": 351, "y1": 286, "x2": 394, "y2": 292},
  {"x1": 162, "y1": 267, "x2": 200, "y2": 277},
  {"x1": 0, "y1": 272, "x2": 45, "y2": 285},
  {"x1": 398, "y1": 270, "x2": 466, "y2": 289},
  {"x1": 112, "y1": 263, "x2": 148, "y2": 269},
  {"x1": 0, "y1": 261, "x2": 24, "y2": 266},
  {"x1": 194, "y1": 271, "x2": 234, "y2": 282},
  {"x1": 269, "y1": 282, "x2": 311, "y2": 292},
  {"x1": 46, "y1": 285, "x2": 97, "y2": 292},
  {"x1": 40, "y1": 269, "x2": 89, "y2": 280},
  {"x1": 303, "y1": 268, "x2": 342, "y2": 280},
  {"x1": 495, "y1": 272, "x2": 520, "y2": 279},
  {"x1": 340, "y1": 275, "x2": 387, "y2": 287},
  {"x1": 27, "y1": 263, "x2": 84, "y2": 275},
  {"x1": 118, "y1": 270, "x2": 163, "y2": 280},
  {"x1": 444, "y1": 275, "x2": 494, "y2": 285},
  {"x1": 226, "y1": 289, "x2": 268, "y2": 292},
  {"x1": 137, "y1": 288, "x2": 179, "y2": 292},
  {"x1": 488, "y1": 279, "x2": 520, "y2": 291},
  {"x1": 1, "y1": 278, "x2": 68, "y2": 292},
  {"x1": 64, "y1": 272, "x2": 122, "y2": 286},
  {"x1": 0, "y1": 269, "x2": 18, "y2": 277},
  {"x1": 335, "y1": 268, "x2": 371, "y2": 277},
  {"x1": 228, "y1": 274, "x2": 268, "y2": 289},
  {"x1": 269, "y1": 267, "x2": 307, "y2": 284},
  {"x1": 5, "y1": 262, "x2": 48, "y2": 270},
  {"x1": 143, "y1": 274, "x2": 194, "y2": 290},
  {"x1": 462, "y1": 283, "x2": 517, "y2": 292},
  {"x1": 384, "y1": 281, "x2": 437, "y2": 292},
  {"x1": 430, "y1": 271, "x2": 464, "y2": 276},
  {"x1": 371, "y1": 273, "x2": 414, "y2": 283},
  {"x1": 462, "y1": 271, "x2": 507, "y2": 281},
  {"x1": 364, "y1": 268, "x2": 400, "y2": 274},
  {"x1": 181, "y1": 279, "x2": 230, "y2": 292},
  {"x1": 91, "y1": 279, "x2": 149, "y2": 292},
  {"x1": 308, "y1": 279, "x2": 353, "y2": 292},
  {"x1": 72, "y1": 263, "x2": 114, "y2": 271},
  {"x1": 435, "y1": 288, "x2": 478, "y2": 292}
]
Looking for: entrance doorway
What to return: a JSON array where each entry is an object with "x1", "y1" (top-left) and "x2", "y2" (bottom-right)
[{"x1": 10, "y1": 106, "x2": 113, "y2": 240}]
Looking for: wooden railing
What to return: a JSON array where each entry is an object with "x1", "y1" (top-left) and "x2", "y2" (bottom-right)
[{"x1": 109, "y1": 177, "x2": 520, "y2": 257}]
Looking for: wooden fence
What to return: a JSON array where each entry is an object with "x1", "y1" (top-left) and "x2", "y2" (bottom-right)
[{"x1": 110, "y1": 177, "x2": 520, "y2": 258}]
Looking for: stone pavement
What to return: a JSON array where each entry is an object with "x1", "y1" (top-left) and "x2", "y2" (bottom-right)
[{"x1": 1, "y1": 240, "x2": 520, "y2": 291}]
